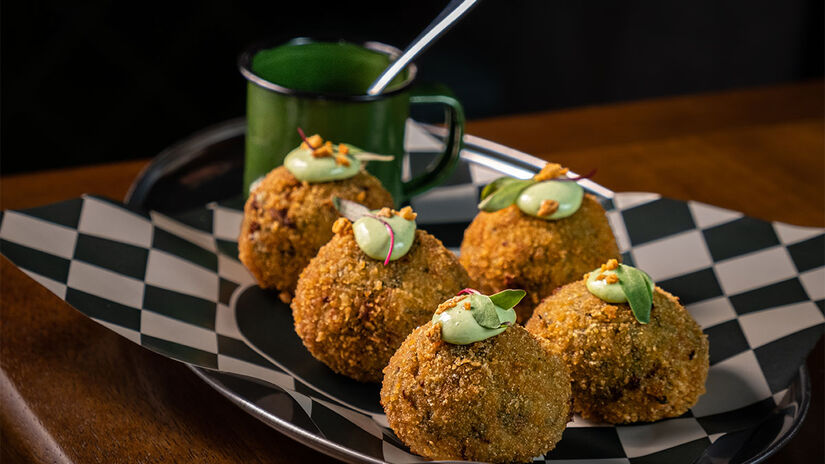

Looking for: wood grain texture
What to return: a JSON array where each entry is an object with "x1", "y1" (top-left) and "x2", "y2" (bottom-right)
[
  {"x1": 2, "y1": 81, "x2": 822, "y2": 463},
  {"x1": 467, "y1": 80, "x2": 824, "y2": 156}
]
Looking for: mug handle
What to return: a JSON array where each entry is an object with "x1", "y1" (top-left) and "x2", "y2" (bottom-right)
[{"x1": 402, "y1": 84, "x2": 465, "y2": 200}]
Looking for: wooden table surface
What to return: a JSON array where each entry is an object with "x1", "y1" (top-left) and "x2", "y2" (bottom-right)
[{"x1": 2, "y1": 81, "x2": 822, "y2": 463}]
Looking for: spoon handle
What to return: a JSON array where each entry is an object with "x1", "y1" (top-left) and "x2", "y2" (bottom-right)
[{"x1": 366, "y1": 0, "x2": 480, "y2": 95}]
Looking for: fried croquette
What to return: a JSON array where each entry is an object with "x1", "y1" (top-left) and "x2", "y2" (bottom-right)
[
  {"x1": 525, "y1": 280, "x2": 709, "y2": 424},
  {"x1": 381, "y1": 321, "x2": 572, "y2": 463},
  {"x1": 291, "y1": 221, "x2": 470, "y2": 382},
  {"x1": 238, "y1": 166, "x2": 392, "y2": 300},
  {"x1": 460, "y1": 195, "x2": 620, "y2": 322}
]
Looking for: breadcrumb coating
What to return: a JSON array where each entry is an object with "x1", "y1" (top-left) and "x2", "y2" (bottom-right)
[
  {"x1": 525, "y1": 280, "x2": 709, "y2": 423},
  {"x1": 381, "y1": 322, "x2": 572, "y2": 463},
  {"x1": 460, "y1": 194, "x2": 620, "y2": 322},
  {"x1": 291, "y1": 227, "x2": 470, "y2": 382},
  {"x1": 238, "y1": 166, "x2": 392, "y2": 299}
]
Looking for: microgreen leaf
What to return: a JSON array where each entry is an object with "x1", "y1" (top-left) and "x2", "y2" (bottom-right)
[
  {"x1": 642, "y1": 271, "x2": 654, "y2": 294},
  {"x1": 480, "y1": 177, "x2": 522, "y2": 201},
  {"x1": 353, "y1": 152, "x2": 395, "y2": 162},
  {"x1": 616, "y1": 265, "x2": 653, "y2": 324},
  {"x1": 467, "y1": 294, "x2": 501, "y2": 329},
  {"x1": 488, "y1": 289, "x2": 526, "y2": 309},
  {"x1": 478, "y1": 179, "x2": 536, "y2": 212},
  {"x1": 342, "y1": 144, "x2": 395, "y2": 162},
  {"x1": 553, "y1": 168, "x2": 597, "y2": 182},
  {"x1": 332, "y1": 197, "x2": 371, "y2": 222}
]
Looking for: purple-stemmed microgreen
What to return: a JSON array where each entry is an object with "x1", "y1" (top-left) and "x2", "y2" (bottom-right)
[
  {"x1": 457, "y1": 288, "x2": 481, "y2": 296},
  {"x1": 296, "y1": 127, "x2": 316, "y2": 149},
  {"x1": 332, "y1": 197, "x2": 396, "y2": 266},
  {"x1": 367, "y1": 215, "x2": 394, "y2": 266}
]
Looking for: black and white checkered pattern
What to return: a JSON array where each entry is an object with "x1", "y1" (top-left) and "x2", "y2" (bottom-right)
[{"x1": 1, "y1": 126, "x2": 822, "y2": 463}]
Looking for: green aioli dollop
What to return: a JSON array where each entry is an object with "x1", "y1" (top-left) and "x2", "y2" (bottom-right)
[
  {"x1": 516, "y1": 180, "x2": 583, "y2": 220},
  {"x1": 353, "y1": 212, "x2": 416, "y2": 262},
  {"x1": 585, "y1": 265, "x2": 654, "y2": 304},
  {"x1": 284, "y1": 145, "x2": 361, "y2": 183},
  {"x1": 432, "y1": 294, "x2": 517, "y2": 345}
]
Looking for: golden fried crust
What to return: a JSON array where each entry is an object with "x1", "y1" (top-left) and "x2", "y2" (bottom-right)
[
  {"x1": 291, "y1": 229, "x2": 470, "y2": 382},
  {"x1": 381, "y1": 323, "x2": 572, "y2": 463},
  {"x1": 525, "y1": 281, "x2": 709, "y2": 424},
  {"x1": 459, "y1": 194, "x2": 620, "y2": 323},
  {"x1": 238, "y1": 167, "x2": 392, "y2": 297}
]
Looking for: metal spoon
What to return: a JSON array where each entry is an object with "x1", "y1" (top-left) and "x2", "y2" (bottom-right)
[{"x1": 366, "y1": 0, "x2": 481, "y2": 95}]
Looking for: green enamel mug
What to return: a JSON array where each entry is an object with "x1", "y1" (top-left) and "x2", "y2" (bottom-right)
[{"x1": 239, "y1": 38, "x2": 465, "y2": 204}]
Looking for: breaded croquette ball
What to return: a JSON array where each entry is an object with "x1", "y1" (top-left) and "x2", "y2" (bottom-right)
[
  {"x1": 291, "y1": 219, "x2": 470, "y2": 382},
  {"x1": 238, "y1": 166, "x2": 392, "y2": 300},
  {"x1": 460, "y1": 194, "x2": 620, "y2": 322},
  {"x1": 381, "y1": 321, "x2": 572, "y2": 463},
  {"x1": 526, "y1": 279, "x2": 709, "y2": 424}
]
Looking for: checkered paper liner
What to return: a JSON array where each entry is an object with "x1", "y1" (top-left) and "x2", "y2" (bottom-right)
[{"x1": 1, "y1": 140, "x2": 823, "y2": 463}]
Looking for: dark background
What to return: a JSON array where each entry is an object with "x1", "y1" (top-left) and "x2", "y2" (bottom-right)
[{"x1": 2, "y1": 0, "x2": 822, "y2": 174}]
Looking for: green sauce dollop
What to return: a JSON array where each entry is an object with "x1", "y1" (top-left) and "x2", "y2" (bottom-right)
[
  {"x1": 516, "y1": 180, "x2": 583, "y2": 220},
  {"x1": 432, "y1": 294, "x2": 517, "y2": 345},
  {"x1": 284, "y1": 145, "x2": 361, "y2": 183},
  {"x1": 585, "y1": 265, "x2": 654, "y2": 304},
  {"x1": 353, "y1": 212, "x2": 416, "y2": 262}
]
